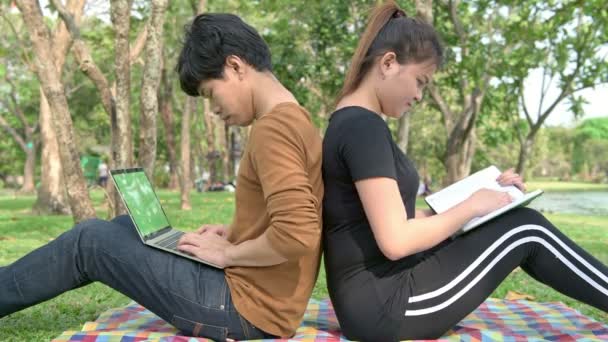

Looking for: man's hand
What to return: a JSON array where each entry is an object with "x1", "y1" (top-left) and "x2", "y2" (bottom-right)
[
  {"x1": 195, "y1": 224, "x2": 230, "y2": 239},
  {"x1": 177, "y1": 231, "x2": 235, "y2": 268}
]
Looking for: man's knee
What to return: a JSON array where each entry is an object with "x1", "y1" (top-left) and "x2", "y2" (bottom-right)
[
  {"x1": 72, "y1": 218, "x2": 131, "y2": 246},
  {"x1": 73, "y1": 218, "x2": 108, "y2": 235},
  {"x1": 110, "y1": 215, "x2": 135, "y2": 229}
]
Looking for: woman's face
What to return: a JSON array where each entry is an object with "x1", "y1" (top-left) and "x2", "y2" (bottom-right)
[{"x1": 375, "y1": 55, "x2": 436, "y2": 118}]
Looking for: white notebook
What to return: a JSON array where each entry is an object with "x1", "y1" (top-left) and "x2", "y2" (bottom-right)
[{"x1": 424, "y1": 165, "x2": 543, "y2": 233}]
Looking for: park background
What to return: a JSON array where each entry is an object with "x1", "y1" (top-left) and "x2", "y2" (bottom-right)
[{"x1": 0, "y1": 0, "x2": 606, "y2": 340}]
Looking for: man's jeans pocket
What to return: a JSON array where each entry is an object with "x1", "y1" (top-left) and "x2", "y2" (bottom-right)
[{"x1": 171, "y1": 314, "x2": 228, "y2": 341}]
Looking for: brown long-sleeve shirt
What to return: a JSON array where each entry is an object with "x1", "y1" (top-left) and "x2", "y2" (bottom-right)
[{"x1": 225, "y1": 102, "x2": 324, "y2": 337}]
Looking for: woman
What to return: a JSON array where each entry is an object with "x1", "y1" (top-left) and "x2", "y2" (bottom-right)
[{"x1": 322, "y1": 2, "x2": 608, "y2": 340}]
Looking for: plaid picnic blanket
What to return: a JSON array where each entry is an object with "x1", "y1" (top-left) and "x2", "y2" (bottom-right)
[{"x1": 53, "y1": 298, "x2": 608, "y2": 341}]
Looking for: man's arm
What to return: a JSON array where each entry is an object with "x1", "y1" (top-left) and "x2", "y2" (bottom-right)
[
  {"x1": 226, "y1": 233, "x2": 287, "y2": 266},
  {"x1": 176, "y1": 230, "x2": 287, "y2": 268},
  {"x1": 178, "y1": 112, "x2": 321, "y2": 268},
  {"x1": 189, "y1": 224, "x2": 287, "y2": 266}
]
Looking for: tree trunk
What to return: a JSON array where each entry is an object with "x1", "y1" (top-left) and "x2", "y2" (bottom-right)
[
  {"x1": 192, "y1": 124, "x2": 206, "y2": 191},
  {"x1": 392, "y1": 0, "x2": 430, "y2": 155},
  {"x1": 34, "y1": 0, "x2": 83, "y2": 214},
  {"x1": 444, "y1": 130, "x2": 477, "y2": 185},
  {"x1": 0, "y1": 91, "x2": 37, "y2": 193},
  {"x1": 35, "y1": 94, "x2": 68, "y2": 214},
  {"x1": 415, "y1": 0, "x2": 433, "y2": 23},
  {"x1": 0, "y1": 108, "x2": 36, "y2": 194},
  {"x1": 197, "y1": 0, "x2": 207, "y2": 14},
  {"x1": 109, "y1": 0, "x2": 134, "y2": 216},
  {"x1": 396, "y1": 115, "x2": 410, "y2": 154},
  {"x1": 33, "y1": 0, "x2": 82, "y2": 211},
  {"x1": 138, "y1": 0, "x2": 168, "y2": 181},
  {"x1": 217, "y1": 120, "x2": 229, "y2": 183},
  {"x1": 180, "y1": 97, "x2": 194, "y2": 210},
  {"x1": 160, "y1": 67, "x2": 179, "y2": 189},
  {"x1": 516, "y1": 134, "x2": 535, "y2": 176},
  {"x1": 34, "y1": 89, "x2": 70, "y2": 214},
  {"x1": 202, "y1": 99, "x2": 219, "y2": 184},
  {"x1": 20, "y1": 142, "x2": 36, "y2": 193},
  {"x1": 16, "y1": 0, "x2": 96, "y2": 222}
]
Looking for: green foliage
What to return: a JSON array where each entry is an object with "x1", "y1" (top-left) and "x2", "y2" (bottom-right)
[
  {"x1": 406, "y1": 102, "x2": 447, "y2": 185},
  {"x1": 529, "y1": 126, "x2": 576, "y2": 180},
  {"x1": 575, "y1": 117, "x2": 608, "y2": 140},
  {"x1": 2, "y1": 0, "x2": 606, "y2": 187},
  {"x1": 572, "y1": 117, "x2": 608, "y2": 177},
  {"x1": 501, "y1": 1, "x2": 608, "y2": 127}
]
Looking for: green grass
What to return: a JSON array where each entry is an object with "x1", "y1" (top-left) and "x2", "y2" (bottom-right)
[
  {"x1": 0, "y1": 190, "x2": 606, "y2": 340},
  {"x1": 527, "y1": 180, "x2": 608, "y2": 192}
]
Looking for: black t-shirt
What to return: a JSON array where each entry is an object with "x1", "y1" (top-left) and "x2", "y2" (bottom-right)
[{"x1": 322, "y1": 106, "x2": 421, "y2": 339}]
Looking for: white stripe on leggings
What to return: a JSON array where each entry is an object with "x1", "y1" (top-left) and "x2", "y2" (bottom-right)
[
  {"x1": 404, "y1": 236, "x2": 608, "y2": 316},
  {"x1": 409, "y1": 224, "x2": 608, "y2": 304}
]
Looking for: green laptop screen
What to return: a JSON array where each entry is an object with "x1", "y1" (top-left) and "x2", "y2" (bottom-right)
[{"x1": 112, "y1": 170, "x2": 170, "y2": 236}]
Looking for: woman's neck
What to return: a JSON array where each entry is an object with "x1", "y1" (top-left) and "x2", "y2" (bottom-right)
[{"x1": 336, "y1": 80, "x2": 382, "y2": 115}]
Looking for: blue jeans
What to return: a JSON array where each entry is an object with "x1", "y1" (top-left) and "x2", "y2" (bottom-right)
[{"x1": 0, "y1": 215, "x2": 275, "y2": 341}]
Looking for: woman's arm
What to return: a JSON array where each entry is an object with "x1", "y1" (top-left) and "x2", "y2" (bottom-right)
[
  {"x1": 415, "y1": 208, "x2": 435, "y2": 218},
  {"x1": 356, "y1": 177, "x2": 512, "y2": 260}
]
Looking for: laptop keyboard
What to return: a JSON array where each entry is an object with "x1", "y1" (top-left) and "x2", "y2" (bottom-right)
[{"x1": 154, "y1": 231, "x2": 185, "y2": 251}]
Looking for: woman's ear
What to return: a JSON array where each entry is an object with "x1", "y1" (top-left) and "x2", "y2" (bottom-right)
[{"x1": 378, "y1": 52, "x2": 398, "y2": 78}]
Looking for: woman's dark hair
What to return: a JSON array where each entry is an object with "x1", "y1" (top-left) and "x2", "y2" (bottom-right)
[
  {"x1": 176, "y1": 13, "x2": 273, "y2": 97},
  {"x1": 337, "y1": 1, "x2": 444, "y2": 102}
]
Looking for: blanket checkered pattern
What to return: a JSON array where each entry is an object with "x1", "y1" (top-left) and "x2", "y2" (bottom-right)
[{"x1": 53, "y1": 298, "x2": 608, "y2": 341}]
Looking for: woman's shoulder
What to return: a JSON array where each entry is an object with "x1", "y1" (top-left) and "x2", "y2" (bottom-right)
[{"x1": 328, "y1": 106, "x2": 388, "y2": 132}]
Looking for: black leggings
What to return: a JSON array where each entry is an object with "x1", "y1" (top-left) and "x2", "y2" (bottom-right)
[{"x1": 398, "y1": 207, "x2": 608, "y2": 340}]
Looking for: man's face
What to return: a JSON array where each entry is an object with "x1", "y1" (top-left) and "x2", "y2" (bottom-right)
[{"x1": 198, "y1": 65, "x2": 255, "y2": 127}]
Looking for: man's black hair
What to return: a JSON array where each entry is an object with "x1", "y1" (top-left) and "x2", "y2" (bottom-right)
[{"x1": 176, "y1": 13, "x2": 273, "y2": 97}]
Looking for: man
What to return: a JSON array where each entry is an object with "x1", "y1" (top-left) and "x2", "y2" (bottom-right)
[
  {"x1": 98, "y1": 159, "x2": 109, "y2": 187},
  {"x1": 0, "y1": 13, "x2": 323, "y2": 341}
]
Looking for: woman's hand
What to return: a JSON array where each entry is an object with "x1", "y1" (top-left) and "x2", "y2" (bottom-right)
[
  {"x1": 496, "y1": 168, "x2": 526, "y2": 191},
  {"x1": 468, "y1": 188, "x2": 513, "y2": 217}
]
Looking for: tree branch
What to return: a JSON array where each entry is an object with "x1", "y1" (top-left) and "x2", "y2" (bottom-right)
[
  {"x1": 447, "y1": 0, "x2": 470, "y2": 106},
  {"x1": 448, "y1": 0, "x2": 467, "y2": 48},
  {"x1": 52, "y1": 0, "x2": 115, "y2": 118},
  {"x1": 428, "y1": 83, "x2": 453, "y2": 137},
  {"x1": 51, "y1": 0, "x2": 81, "y2": 39},
  {"x1": 518, "y1": 78, "x2": 534, "y2": 127},
  {"x1": 508, "y1": 97, "x2": 525, "y2": 144},
  {"x1": 571, "y1": 81, "x2": 606, "y2": 94},
  {"x1": 535, "y1": 28, "x2": 591, "y2": 127},
  {"x1": 129, "y1": 24, "x2": 148, "y2": 65},
  {"x1": 0, "y1": 9, "x2": 35, "y2": 71},
  {"x1": 542, "y1": 0, "x2": 584, "y2": 26},
  {"x1": 462, "y1": 87, "x2": 485, "y2": 140},
  {"x1": 0, "y1": 112, "x2": 27, "y2": 151},
  {"x1": 4, "y1": 74, "x2": 29, "y2": 127},
  {"x1": 537, "y1": 66, "x2": 552, "y2": 117}
]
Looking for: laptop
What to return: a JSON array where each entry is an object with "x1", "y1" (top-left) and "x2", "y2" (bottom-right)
[{"x1": 110, "y1": 167, "x2": 221, "y2": 268}]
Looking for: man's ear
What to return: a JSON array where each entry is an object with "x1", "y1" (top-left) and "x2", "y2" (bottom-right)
[{"x1": 225, "y1": 55, "x2": 247, "y2": 80}]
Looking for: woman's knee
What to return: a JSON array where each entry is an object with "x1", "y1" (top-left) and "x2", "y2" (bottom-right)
[
  {"x1": 516, "y1": 207, "x2": 555, "y2": 230},
  {"x1": 503, "y1": 207, "x2": 555, "y2": 231}
]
